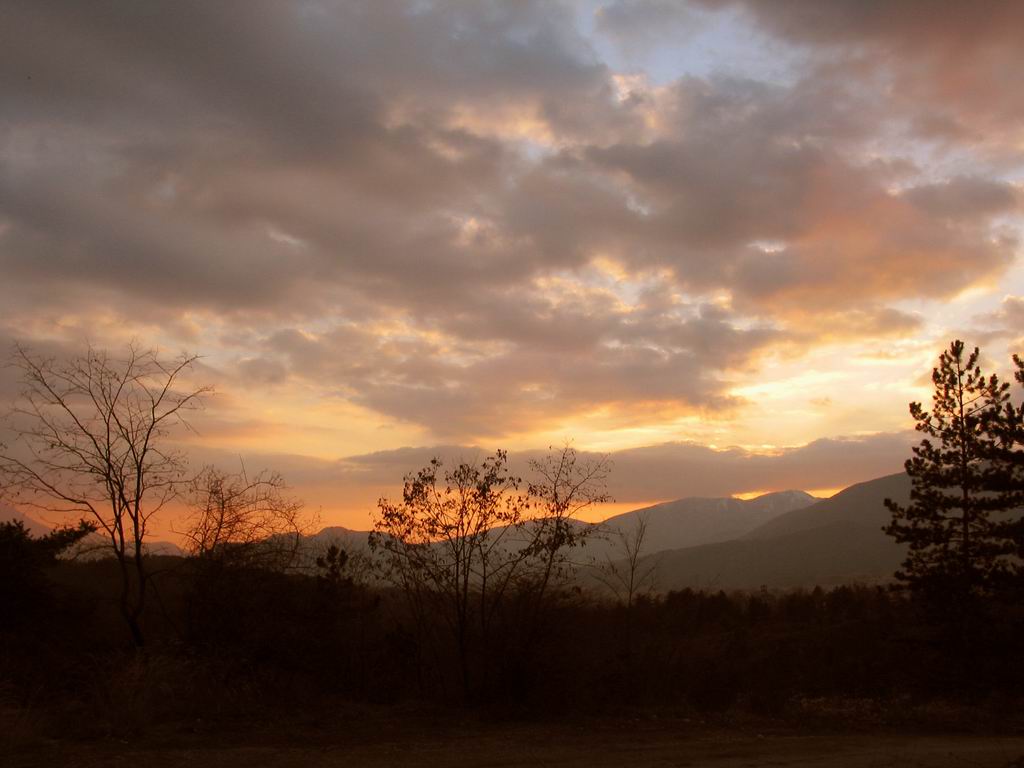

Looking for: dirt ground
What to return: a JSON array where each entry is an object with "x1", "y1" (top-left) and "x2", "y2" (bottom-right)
[{"x1": 8, "y1": 713, "x2": 1024, "y2": 768}]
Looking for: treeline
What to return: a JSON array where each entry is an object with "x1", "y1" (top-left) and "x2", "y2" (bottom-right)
[
  {"x1": 3, "y1": 535, "x2": 1023, "y2": 740},
  {"x1": 2, "y1": 339, "x2": 1024, "y2": 742}
]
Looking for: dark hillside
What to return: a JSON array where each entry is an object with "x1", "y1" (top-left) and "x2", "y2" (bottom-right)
[{"x1": 628, "y1": 474, "x2": 911, "y2": 590}]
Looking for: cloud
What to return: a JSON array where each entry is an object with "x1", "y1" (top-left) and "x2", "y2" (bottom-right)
[
  {"x1": 970, "y1": 296, "x2": 1024, "y2": 349},
  {"x1": 601, "y1": 432, "x2": 915, "y2": 499},
  {"x1": 0, "y1": 1, "x2": 1020, "y2": 443},
  {"x1": 903, "y1": 177, "x2": 1020, "y2": 220},
  {"x1": 236, "y1": 295, "x2": 781, "y2": 439},
  {"x1": 574, "y1": 75, "x2": 1017, "y2": 314},
  {"x1": 690, "y1": 0, "x2": 1024, "y2": 153},
  {"x1": 222, "y1": 431, "x2": 917, "y2": 523},
  {"x1": 595, "y1": 1, "x2": 704, "y2": 53}
]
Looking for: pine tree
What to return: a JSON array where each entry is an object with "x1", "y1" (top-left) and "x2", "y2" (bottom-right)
[
  {"x1": 985, "y1": 354, "x2": 1024, "y2": 590},
  {"x1": 883, "y1": 341, "x2": 1012, "y2": 604}
]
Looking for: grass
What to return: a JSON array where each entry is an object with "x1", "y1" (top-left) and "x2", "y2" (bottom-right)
[{"x1": 7, "y1": 702, "x2": 1024, "y2": 768}]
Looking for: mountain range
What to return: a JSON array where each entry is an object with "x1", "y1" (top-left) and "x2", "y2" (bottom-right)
[
  {"x1": 0, "y1": 503, "x2": 185, "y2": 556},
  {"x1": 586, "y1": 489, "x2": 817, "y2": 558},
  {"x1": 1, "y1": 473, "x2": 913, "y2": 588},
  {"x1": 637, "y1": 473, "x2": 911, "y2": 590}
]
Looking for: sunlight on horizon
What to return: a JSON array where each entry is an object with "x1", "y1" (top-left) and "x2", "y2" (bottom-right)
[{"x1": 1, "y1": 0, "x2": 1022, "y2": 534}]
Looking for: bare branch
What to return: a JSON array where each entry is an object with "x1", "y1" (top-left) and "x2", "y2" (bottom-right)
[{"x1": 0, "y1": 342, "x2": 209, "y2": 646}]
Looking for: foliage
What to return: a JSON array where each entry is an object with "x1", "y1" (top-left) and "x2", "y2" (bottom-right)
[
  {"x1": 0, "y1": 518, "x2": 95, "y2": 626},
  {"x1": 6, "y1": 543, "x2": 1024, "y2": 734},
  {"x1": 985, "y1": 354, "x2": 1024, "y2": 589},
  {"x1": 884, "y1": 340, "x2": 1016, "y2": 604},
  {"x1": 368, "y1": 446, "x2": 611, "y2": 700},
  {"x1": 369, "y1": 450, "x2": 530, "y2": 698},
  {"x1": 316, "y1": 544, "x2": 351, "y2": 589},
  {"x1": 0, "y1": 518, "x2": 96, "y2": 565}
]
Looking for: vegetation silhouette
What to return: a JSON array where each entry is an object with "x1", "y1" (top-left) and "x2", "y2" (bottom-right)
[
  {"x1": 368, "y1": 446, "x2": 609, "y2": 703},
  {"x1": 0, "y1": 517, "x2": 94, "y2": 628},
  {"x1": 879, "y1": 340, "x2": 1024, "y2": 689},
  {"x1": 1, "y1": 340, "x2": 1023, "y2": 748},
  {"x1": 0, "y1": 344, "x2": 209, "y2": 646},
  {"x1": 181, "y1": 464, "x2": 309, "y2": 571},
  {"x1": 883, "y1": 341, "x2": 1017, "y2": 604}
]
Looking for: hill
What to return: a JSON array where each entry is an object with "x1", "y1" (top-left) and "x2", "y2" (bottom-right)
[
  {"x1": 0, "y1": 503, "x2": 185, "y2": 556},
  {"x1": 743, "y1": 473, "x2": 910, "y2": 540},
  {"x1": 298, "y1": 490, "x2": 816, "y2": 565},
  {"x1": 305, "y1": 526, "x2": 372, "y2": 551},
  {"x1": 634, "y1": 473, "x2": 911, "y2": 591},
  {"x1": 595, "y1": 490, "x2": 816, "y2": 555},
  {"x1": 0, "y1": 503, "x2": 54, "y2": 537}
]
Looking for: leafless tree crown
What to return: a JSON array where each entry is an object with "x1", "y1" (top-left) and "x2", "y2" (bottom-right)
[
  {"x1": 181, "y1": 464, "x2": 309, "y2": 570},
  {"x1": 0, "y1": 343, "x2": 210, "y2": 644}
]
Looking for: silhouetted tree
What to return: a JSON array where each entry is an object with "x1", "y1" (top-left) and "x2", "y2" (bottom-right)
[
  {"x1": 181, "y1": 464, "x2": 308, "y2": 571},
  {"x1": 985, "y1": 353, "x2": 1024, "y2": 591},
  {"x1": 369, "y1": 447, "x2": 613, "y2": 702},
  {"x1": 316, "y1": 544, "x2": 353, "y2": 593},
  {"x1": 596, "y1": 511, "x2": 657, "y2": 610},
  {"x1": 594, "y1": 512, "x2": 657, "y2": 660},
  {"x1": 0, "y1": 517, "x2": 95, "y2": 626},
  {"x1": 884, "y1": 341, "x2": 1013, "y2": 606},
  {"x1": 0, "y1": 343, "x2": 209, "y2": 645},
  {"x1": 524, "y1": 444, "x2": 611, "y2": 604},
  {"x1": 369, "y1": 450, "x2": 529, "y2": 700}
]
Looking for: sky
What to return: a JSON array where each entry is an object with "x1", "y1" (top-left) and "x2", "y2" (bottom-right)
[{"x1": 2, "y1": 1, "x2": 1023, "y2": 531}]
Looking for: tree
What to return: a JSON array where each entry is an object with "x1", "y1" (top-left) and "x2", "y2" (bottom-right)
[
  {"x1": 368, "y1": 446, "x2": 611, "y2": 701},
  {"x1": 0, "y1": 518, "x2": 95, "y2": 627},
  {"x1": 596, "y1": 511, "x2": 657, "y2": 611},
  {"x1": 985, "y1": 353, "x2": 1024, "y2": 590},
  {"x1": 883, "y1": 340, "x2": 1013, "y2": 605},
  {"x1": 369, "y1": 450, "x2": 530, "y2": 700},
  {"x1": 316, "y1": 543, "x2": 353, "y2": 593},
  {"x1": 524, "y1": 444, "x2": 611, "y2": 604},
  {"x1": 0, "y1": 344, "x2": 209, "y2": 646},
  {"x1": 594, "y1": 511, "x2": 658, "y2": 660},
  {"x1": 180, "y1": 464, "x2": 308, "y2": 571}
]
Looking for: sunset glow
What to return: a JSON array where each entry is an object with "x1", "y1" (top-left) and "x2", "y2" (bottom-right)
[{"x1": 3, "y1": 1, "x2": 1023, "y2": 531}]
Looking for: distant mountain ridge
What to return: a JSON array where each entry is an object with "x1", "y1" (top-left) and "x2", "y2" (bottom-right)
[
  {"x1": 0, "y1": 503, "x2": 184, "y2": 556},
  {"x1": 581, "y1": 490, "x2": 817, "y2": 560},
  {"x1": 743, "y1": 473, "x2": 910, "y2": 541},
  {"x1": 638, "y1": 473, "x2": 912, "y2": 590},
  {"x1": 3, "y1": 475, "x2": 917, "y2": 589},
  {"x1": 291, "y1": 489, "x2": 817, "y2": 556},
  {"x1": 0, "y1": 503, "x2": 51, "y2": 537}
]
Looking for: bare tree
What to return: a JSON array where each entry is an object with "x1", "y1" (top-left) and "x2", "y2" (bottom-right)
[
  {"x1": 180, "y1": 464, "x2": 309, "y2": 571},
  {"x1": 594, "y1": 512, "x2": 657, "y2": 658},
  {"x1": 596, "y1": 512, "x2": 658, "y2": 610},
  {"x1": 525, "y1": 444, "x2": 612, "y2": 602},
  {"x1": 0, "y1": 343, "x2": 209, "y2": 646}
]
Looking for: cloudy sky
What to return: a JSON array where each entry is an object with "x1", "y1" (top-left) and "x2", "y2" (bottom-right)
[{"x1": 3, "y1": 1, "x2": 1023, "y2": 529}]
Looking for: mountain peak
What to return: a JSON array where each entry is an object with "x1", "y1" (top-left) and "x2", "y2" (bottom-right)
[
  {"x1": 592, "y1": 490, "x2": 817, "y2": 555},
  {"x1": 741, "y1": 490, "x2": 817, "y2": 514}
]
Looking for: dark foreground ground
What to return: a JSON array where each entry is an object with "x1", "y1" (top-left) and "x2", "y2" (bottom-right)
[{"x1": 7, "y1": 709, "x2": 1024, "y2": 768}]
